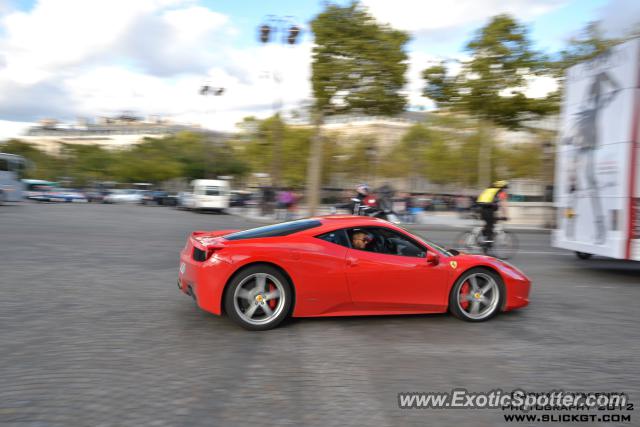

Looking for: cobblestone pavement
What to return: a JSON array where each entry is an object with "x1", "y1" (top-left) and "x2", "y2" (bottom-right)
[{"x1": 1, "y1": 203, "x2": 638, "y2": 426}]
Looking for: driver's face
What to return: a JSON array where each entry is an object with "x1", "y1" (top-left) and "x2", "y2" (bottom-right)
[{"x1": 352, "y1": 233, "x2": 368, "y2": 249}]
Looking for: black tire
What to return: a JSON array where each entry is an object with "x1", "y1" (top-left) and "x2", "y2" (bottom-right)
[
  {"x1": 575, "y1": 251, "x2": 592, "y2": 260},
  {"x1": 453, "y1": 231, "x2": 481, "y2": 254},
  {"x1": 449, "y1": 268, "x2": 505, "y2": 322},
  {"x1": 224, "y1": 265, "x2": 292, "y2": 331},
  {"x1": 491, "y1": 230, "x2": 518, "y2": 260}
]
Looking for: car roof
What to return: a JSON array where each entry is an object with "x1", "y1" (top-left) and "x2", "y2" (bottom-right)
[
  {"x1": 222, "y1": 216, "x2": 395, "y2": 242},
  {"x1": 311, "y1": 215, "x2": 394, "y2": 231}
]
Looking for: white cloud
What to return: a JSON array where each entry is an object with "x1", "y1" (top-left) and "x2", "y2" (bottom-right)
[
  {"x1": 0, "y1": 0, "x2": 314, "y2": 134},
  {"x1": 0, "y1": 120, "x2": 34, "y2": 141},
  {"x1": 0, "y1": 0, "x2": 569, "y2": 139},
  {"x1": 361, "y1": 0, "x2": 566, "y2": 34}
]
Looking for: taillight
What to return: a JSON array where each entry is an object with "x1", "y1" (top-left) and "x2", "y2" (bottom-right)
[{"x1": 192, "y1": 246, "x2": 218, "y2": 261}]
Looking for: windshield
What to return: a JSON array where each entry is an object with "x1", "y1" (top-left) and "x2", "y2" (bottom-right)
[{"x1": 395, "y1": 224, "x2": 452, "y2": 256}]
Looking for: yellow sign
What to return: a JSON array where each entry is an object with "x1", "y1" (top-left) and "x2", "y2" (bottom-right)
[{"x1": 449, "y1": 261, "x2": 458, "y2": 269}]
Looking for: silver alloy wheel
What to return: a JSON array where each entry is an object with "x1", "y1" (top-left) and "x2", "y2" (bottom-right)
[
  {"x1": 233, "y1": 273, "x2": 286, "y2": 326},
  {"x1": 456, "y1": 272, "x2": 500, "y2": 320}
]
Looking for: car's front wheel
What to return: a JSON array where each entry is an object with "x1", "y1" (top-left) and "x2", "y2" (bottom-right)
[
  {"x1": 449, "y1": 268, "x2": 504, "y2": 322},
  {"x1": 224, "y1": 265, "x2": 292, "y2": 331}
]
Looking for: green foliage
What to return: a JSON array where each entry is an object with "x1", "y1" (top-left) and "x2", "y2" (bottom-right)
[
  {"x1": 497, "y1": 142, "x2": 543, "y2": 179},
  {"x1": 1, "y1": 139, "x2": 62, "y2": 180},
  {"x1": 1, "y1": 132, "x2": 249, "y2": 186},
  {"x1": 59, "y1": 144, "x2": 115, "y2": 186},
  {"x1": 382, "y1": 123, "x2": 431, "y2": 177},
  {"x1": 554, "y1": 22, "x2": 618, "y2": 73},
  {"x1": 311, "y1": 1, "x2": 410, "y2": 115},
  {"x1": 382, "y1": 117, "x2": 545, "y2": 186},
  {"x1": 241, "y1": 115, "x2": 316, "y2": 187},
  {"x1": 422, "y1": 14, "x2": 558, "y2": 129}
]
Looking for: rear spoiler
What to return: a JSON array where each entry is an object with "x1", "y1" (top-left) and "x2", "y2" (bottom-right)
[{"x1": 190, "y1": 229, "x2": 240, "y2": 251}]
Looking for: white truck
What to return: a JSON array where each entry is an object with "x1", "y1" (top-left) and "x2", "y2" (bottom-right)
[
  {"x1": 181, "y1": 179, "x2": 230, "y2": 211},
  {"x1": 552, "y1": 37, "x2": 640, "y2": 260}
]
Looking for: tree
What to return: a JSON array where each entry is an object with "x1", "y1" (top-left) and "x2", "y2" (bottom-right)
[
  {"x1": 240, "y1": 115, "x2": 333, "y2": 188},
  {"x1": 311, "y1": 2, "x2": 410, "y2": 115},
  {"x1": 307, "y1": 1, "x2": 410, "y2": 213},
  {"x1": 59, "y1": 144, "x2": 114, "y2": 186},
  {"x1": 422, "y1": 14, "x2": 557, "y2": 129},
  {"x1": 2, "y1": 132, "x2": 249, "y2": 186},
  {"x1": 554, "y1": 22, "x2": 618, "y2": 73},
  {"x1": 382, "y1": 123, "x2": 431, "y2": 189}
]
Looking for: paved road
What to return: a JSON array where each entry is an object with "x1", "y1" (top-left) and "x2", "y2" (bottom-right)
[{"x1": 1, "y1": 203, "x2": 638, "y2": 426}]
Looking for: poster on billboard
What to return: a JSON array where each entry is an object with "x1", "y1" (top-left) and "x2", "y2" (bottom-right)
[{"x1": 553, "y1": 38, "x2": 640, "y2": 259}]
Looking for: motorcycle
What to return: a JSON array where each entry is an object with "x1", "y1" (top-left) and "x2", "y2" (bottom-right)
[{"x1": 350, "y1": 193, "x2": 401, "y2": 223}]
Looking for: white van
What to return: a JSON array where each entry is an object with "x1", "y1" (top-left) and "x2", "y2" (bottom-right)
[{"x1": 187, "y1": 179, "x2": 230, "y2": 211}]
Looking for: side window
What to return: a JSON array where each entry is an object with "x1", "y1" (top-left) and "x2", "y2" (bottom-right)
[
  {"x1": 316, "y1": 230, "x2": 350, "y2": 248},
  {"x1": 382, "y1": 228, "x2": 426, "y2": 258},
  {"x1": 347, "y1": 227, "x2": 426, "y2": 258},
  {"x1": 206, "y1": 186, "x2": 220, "y2": 196}
]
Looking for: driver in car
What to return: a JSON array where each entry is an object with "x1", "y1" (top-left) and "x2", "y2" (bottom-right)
[{"x1": 351, "y1": 231, "x2": 372, "y2": 250}]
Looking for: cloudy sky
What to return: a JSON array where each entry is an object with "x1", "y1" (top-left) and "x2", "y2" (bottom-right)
[{"x1": 0, "y1": 0, "x2": 638, "y2": 139}]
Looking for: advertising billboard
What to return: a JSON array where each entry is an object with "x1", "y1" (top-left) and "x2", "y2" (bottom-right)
[{"x1": 553, "y1": 38, "x2": 640, "y2": 260}]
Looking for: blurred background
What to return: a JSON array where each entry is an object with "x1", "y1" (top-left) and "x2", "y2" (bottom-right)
[{"x1": 1, "y1": 0, "x2": 637, "y2": 222}]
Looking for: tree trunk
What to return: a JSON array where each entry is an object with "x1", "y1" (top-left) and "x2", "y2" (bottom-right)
[{"x1": 306, "y1": 110, "x2": 324, "y2": 216}]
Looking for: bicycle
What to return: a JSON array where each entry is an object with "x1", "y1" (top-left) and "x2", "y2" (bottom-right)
[{"x1": 453, "y1": 218, "x2": 518, "y2": 260}]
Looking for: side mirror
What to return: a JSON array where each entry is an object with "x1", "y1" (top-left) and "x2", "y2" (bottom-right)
[{"x1": 426, "y1": 251, "x2": 439, "y2": 266}]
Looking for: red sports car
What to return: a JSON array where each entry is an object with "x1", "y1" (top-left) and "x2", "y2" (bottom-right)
[{"x1": 177, "y1": 216, "x2": 530, "y2": 330}]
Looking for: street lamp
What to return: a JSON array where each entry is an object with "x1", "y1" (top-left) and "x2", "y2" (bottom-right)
[
  {"x1": 258, "y1": 16, "x2": 302, "y2": 189},
  {"x1": 199, "y1": 86, "x2": 225, "y2": 96}
]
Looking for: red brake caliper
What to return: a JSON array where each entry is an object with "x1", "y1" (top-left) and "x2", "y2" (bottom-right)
[
  {"x1": 268, "y1": 283, "x2": 277, "y2": 309},
  {"x1": 460, "y1": 282, "x2": 470, "y2": 309}
]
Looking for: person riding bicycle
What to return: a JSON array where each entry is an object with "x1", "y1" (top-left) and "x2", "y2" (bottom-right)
[{"x1": 476, "y1": 180, "x2": 509, "y2": 249}]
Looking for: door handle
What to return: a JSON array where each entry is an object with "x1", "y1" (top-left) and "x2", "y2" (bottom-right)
[{"x1": 346, "y1": 257, "x2": 358, "y2": 267}]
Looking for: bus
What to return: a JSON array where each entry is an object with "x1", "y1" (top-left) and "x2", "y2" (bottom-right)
[{"x1": 0, "y1": 152, "x2": 26, "y2": 203}]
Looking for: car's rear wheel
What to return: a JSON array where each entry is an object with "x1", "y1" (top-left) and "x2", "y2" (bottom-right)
[
  {"x1": 575, "y1": 251, "x2": 592, "y2": 260},
  {"x1": 224, "y1": 265, "x2": 292, "y2": 331},
  {"x1": 449, "y1": 268, "x2": 504, "y2": 322}
]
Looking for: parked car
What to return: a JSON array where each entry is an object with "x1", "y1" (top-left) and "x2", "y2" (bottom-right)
[
  {"x1": 141, "y1": 190, "x2": 168, "y2": 205},
  {"x1": 103, "y1": 189, "x2": 144, "y2": 204},
  {"x1": 85, "y1": 189, "x2": 111, "y2": 203},
  {"x1": 31, "y1": 188, "x2": 87, "y2": 203},
  {"x1": 229, "y1": 190, "x2": 253, "y2": 207}
]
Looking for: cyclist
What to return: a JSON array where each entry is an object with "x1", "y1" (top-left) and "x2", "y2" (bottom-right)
[{"x1": 476, "y1": 180, "x2": 509, "y2": 250}]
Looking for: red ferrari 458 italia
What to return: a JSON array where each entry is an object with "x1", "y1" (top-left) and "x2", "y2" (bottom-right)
[{"x1": 177, "y1": 216, "x2": 530, "y2": 330}]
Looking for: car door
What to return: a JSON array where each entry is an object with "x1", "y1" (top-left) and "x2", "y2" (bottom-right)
[{"x1": 344, "y1": 227, "x2": 450, "y2": 312}]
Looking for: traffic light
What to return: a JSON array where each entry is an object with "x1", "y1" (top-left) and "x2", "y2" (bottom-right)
[
  {"x1": 287, "y1": 25, "x2": 300, "y2": 45},
  {"x1": 259, "y1": 24, "x2": 271, "y2": 43}
]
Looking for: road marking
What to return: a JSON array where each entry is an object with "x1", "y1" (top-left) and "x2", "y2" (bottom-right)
[{"x1": 516, "y1": 251, "x2": 573, "y2": 255}]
